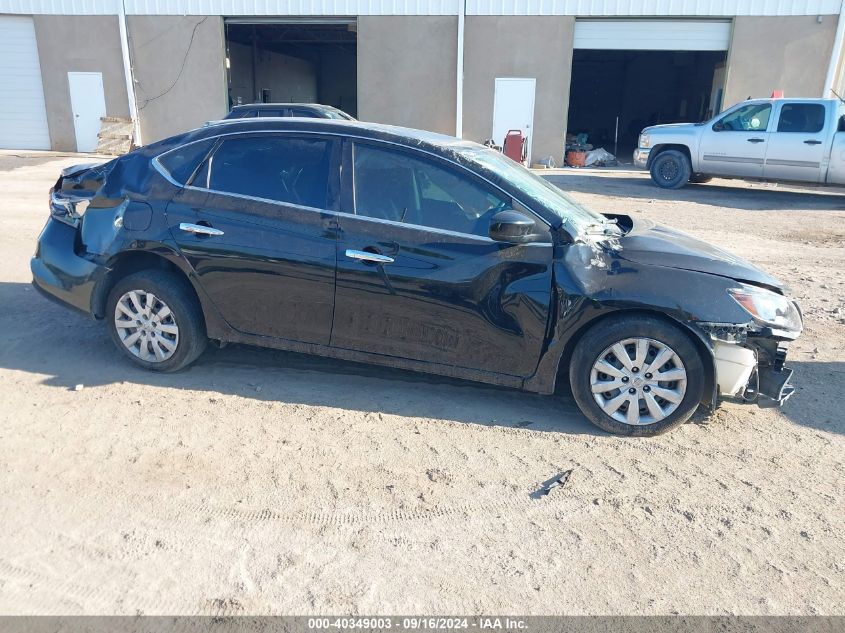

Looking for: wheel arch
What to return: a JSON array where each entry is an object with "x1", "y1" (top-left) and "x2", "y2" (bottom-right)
[
  {"x1": 92, "y1": 249, "x2": 201, "y2": 320},
  {"x1": 647, "y1": 144, "x2": 692, "y2": 170},
  {"x1": 554, "y1": 308, "x2": 716, "y2": 407}
]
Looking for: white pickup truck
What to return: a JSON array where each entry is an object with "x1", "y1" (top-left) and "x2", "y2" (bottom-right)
[{"x1": 634, "y1": 98, "x2": 845, "y2": 189}]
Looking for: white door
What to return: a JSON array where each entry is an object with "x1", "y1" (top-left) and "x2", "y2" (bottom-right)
[
  {"x1": 68, "y1": 72, "x2": 107, "y2": 153},
  {"x1": 0, "y1": 16, "x2": 50, "y2": 150},
  {"x1": 492, "y1": 78, "x2": 536, "y2": 163}
]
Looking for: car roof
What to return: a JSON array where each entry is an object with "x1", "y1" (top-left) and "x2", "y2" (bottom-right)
[
  {"x1": 230, "y1": 103, "x2": 338, "y2": 110},
  {"x1": 194, "y1": 117, "x2": 479, "y2": 154}
]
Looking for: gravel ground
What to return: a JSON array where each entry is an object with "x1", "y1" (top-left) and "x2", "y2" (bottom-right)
[{"x1": 0, "y1": 154, "x2": 842, "y2": 615}]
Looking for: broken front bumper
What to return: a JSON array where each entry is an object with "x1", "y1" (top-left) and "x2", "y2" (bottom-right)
[
  {"x1": 633, "y1": 148, "x2": 650, "y2": 169},
  {"x1": 711, "y1": 338, "x2": 796, "y2": 409}
]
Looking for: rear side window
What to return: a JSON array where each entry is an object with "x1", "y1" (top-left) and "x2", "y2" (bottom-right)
[
  {"x1": 352, "y1": 143, "x2": 509, "y2": 236},
  {"x1": 776, "y1": 103, "x2": 826, "y2": 133},
  {"x1": 157, "y1": 139, "x2": 215, "y2": 185},
  {"x1": 205, "y1": 135, "x2": 333, "y2": 209}
]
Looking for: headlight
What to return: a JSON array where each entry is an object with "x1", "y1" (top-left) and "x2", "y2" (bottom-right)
[
  {"x1": 727, "y1": 285, "x2": 802, "y2": 331},
  {"x1": 638, "y1": 134, "x2": 651, "y2": 148}
]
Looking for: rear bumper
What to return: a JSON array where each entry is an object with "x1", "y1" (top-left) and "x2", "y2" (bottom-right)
[
  {"x1": 633, "y1": 148, "x2": 650, "y2": 169},
  {"x1": 30, "y1": 216, "x2": 107, "y2": 316}
]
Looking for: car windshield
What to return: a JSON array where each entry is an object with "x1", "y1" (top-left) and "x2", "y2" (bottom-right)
[
  {"x1": 457, "y1": 146, "x2": 607, "y2": 233},
  {"x1": 324, "y1": 108, "x2": 353, "y2": 120}
]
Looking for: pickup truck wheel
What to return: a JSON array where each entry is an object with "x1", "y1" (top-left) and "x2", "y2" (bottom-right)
[
  {"x1": 650, "y1": 150, "x2": 691, "y2": 189},
  {"x1": 690, "y1": 173, "x2": 713, "y2": 184},
  {"x1": 569, "y1": 316, "x2": 704, "y2": 436},
  {"x1": 106, "y1": 270, "x2": 207, "y2": 372}
]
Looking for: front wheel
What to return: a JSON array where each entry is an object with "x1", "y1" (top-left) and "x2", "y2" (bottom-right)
[
  {"x1": 106, "y1": 270, "x2": 207, "y2": 372},
  {"x1": 569, "y1": 316, "x2": 704, "y2": 436},
  {"x1": 649, "y1": 150, "x2": 691, "y2": 189}
]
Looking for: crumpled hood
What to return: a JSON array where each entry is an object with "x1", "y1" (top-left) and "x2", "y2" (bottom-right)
[{"x1": 610, "y1": 216, "x2": 785, "y2": 291}]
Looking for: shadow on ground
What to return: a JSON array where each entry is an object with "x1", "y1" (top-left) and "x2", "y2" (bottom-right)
[
  {"x1": 779, "y1": 360, "x2": 845, "y2": 436},
  {"x1": 1, "y1": 282, "x2": 601, "y2": 435},
  {"x1": 543, "y1": 173, "x2": 845, "y2": 212}
]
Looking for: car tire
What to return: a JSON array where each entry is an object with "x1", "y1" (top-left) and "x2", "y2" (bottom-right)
[
  {"x1": 649, "y1": 150, "x2": 691, "y2": 189},
  {"x1": 106, "y1": 270, "x2": 207, "y2": 372},
  {"x1": 569, "y1": 315, "x2": 704, "y2": 436},
  {"x1": 689, "y1": 173, "x2": 713, "y2": 184}
]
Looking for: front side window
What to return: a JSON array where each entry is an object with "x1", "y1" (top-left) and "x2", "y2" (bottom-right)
[
  {"x1": 776, "y1": 103, "x2": 826, "y2": 133},
  {"x1": 204, "y1": 135, "x2": 333, "y2": 209},
  {"x1": 714, "y1": 103, "x2": 772, "y2": 132},
  {"x1": 352, "y1": 144, "x2": 509, "y2": 236},
  {"x1": 455, "y1": 146, "x2": 605, "y2": 234}
]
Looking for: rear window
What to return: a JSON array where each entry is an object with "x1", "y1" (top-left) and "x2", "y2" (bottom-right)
[
  {"x1": 205, "y1": 135, "x2": 333, "y2": 209},
  {"x1": 776, "y1": 103, "x2": 826, "y2": 133},
  {"x1": 257, "y1": 109, "x2": 288, "y2": 117},
  {"x1": 157, "y1": 139, "x2": 215, "y2": 185}
]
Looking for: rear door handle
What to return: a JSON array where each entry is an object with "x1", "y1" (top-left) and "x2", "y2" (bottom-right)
[
  {"x1": 179, "y1": 222, "x2": 224, "y2": 236},
  {"x1": 747, "y1": 138, "x2": 765, "y2": 143},
  {"x1": 345, "y1": 249, "x2": 394, "y2": 264},
  {"x1": 804, "y1": 139, "x2": 823, "y2": 145}
]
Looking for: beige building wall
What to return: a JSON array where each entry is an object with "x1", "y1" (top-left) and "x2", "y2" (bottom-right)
[
  {"x1": 127, "y1": 16, "x2": 228, "y2": 143},
  {"x1": 357, "y1": 16, "x2": 457, "y2": 135},
  {"x1": 33, "y1": 15, "x2": 130, "y2": 152},
  {"x1": 724, "y1": 16, "x2": 837, "y2": 108},
  {"x1": 463, "y1": 16, "x2": 575, "y2": 165}
]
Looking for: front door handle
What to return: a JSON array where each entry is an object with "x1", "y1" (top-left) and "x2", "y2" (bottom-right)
[
  {"x1": 747, "y1": 138, "x2": 765, "y2": 143},
  {"x1": 804, "y1": 139, "x2": 823, "y2": 145},
  {"x1": 345, "y1": 249, "x2": 394, "y2": 264},
  {"x1": 179, "y1": 222, "x2": 224, "y2": 236}
]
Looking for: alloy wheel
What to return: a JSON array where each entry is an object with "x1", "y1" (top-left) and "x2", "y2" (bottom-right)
[
  {"x1": 590, "y1": 337, "x2": 687, "y2": 426},
  {"x1": 113, "y1": 289, "x2": 179, "y2": 363}
]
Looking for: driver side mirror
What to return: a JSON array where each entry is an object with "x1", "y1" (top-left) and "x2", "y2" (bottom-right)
[
  {"x1": 489, "y1": 209, "x2": 540, "y2": 244},
  {"x1": 712, "y1": 120, "x2": 724, "y2": 132}
]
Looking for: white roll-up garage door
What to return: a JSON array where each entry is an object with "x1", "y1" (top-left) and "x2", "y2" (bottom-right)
[
  {"x1": 0, "y1": 16, "x2": 51, "y2": 150},
  {"x1": 574, "y1": 19, "x2": 732, "y2": 51}
]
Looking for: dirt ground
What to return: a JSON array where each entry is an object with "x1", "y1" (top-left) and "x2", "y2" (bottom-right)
[{"x1": 0, "y1": 153, "x2": 843, "y2": 616}]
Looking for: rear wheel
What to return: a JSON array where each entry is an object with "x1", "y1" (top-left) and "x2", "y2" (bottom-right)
[
  {"x1": 569, "y1": 315, "x2": 704, "y2": 436},
  {"x1": 649, "y1": 149, "x2": 691, "y2": 189},
  {"x1": 106, "y1": 270, "x2": 207, "y2": 372}
]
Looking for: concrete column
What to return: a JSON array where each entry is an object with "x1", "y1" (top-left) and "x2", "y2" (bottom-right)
[
  {"x1": 462, "y1": 16, "x2": 575, "y2": 166},
  {"x1": 33, "y1": 15, "x2": 130, "y2": 152},
  {"x1": 724, "y1": 16, "x2": 837, "y2": 108},
  {"x1": 357, "y1": 16, "x2": 458, "y2": 136},
  {"x1": 127, "y1": 15, "x2": 228, "y2": 143}
]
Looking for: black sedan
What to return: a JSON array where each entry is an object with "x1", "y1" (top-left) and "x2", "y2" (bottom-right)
[
  {"x1": 224, "y1": 103, "x2": 355, "y2": 120},
  {"x1": 32, "y1": 118, "x2": 802, "y2": 435}
]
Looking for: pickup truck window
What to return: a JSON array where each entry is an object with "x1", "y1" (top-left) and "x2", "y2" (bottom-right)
[
  {"x1": 714, "y1": 103, "x2": 772, "y2": 132},
  {"x1": 776, "y1": 103, "x2": 825, "y2": 133}
]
